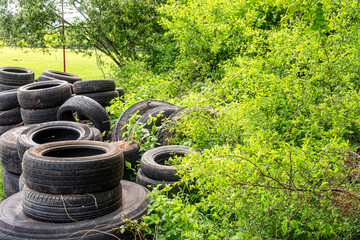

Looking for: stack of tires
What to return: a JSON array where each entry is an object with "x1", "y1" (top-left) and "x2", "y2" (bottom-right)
[
  {"x1": 0, "y1": 126, "x2": 30, "y2": 197},
  {"x1": 0, "y1": 141, "x2": 151, "y2": 239},
  {"x1": 136, "y1": 145, "x2": 193, "y2": 195},
  {"x1": 0, "y1": 66, "x2": 34, "y2": 92},
  {"x1": 17, "y1": 80, "x2": 72, "y2": 124},
  {"x1": 73, "y1": 79, "x2": 119, "y2": 108},
  {"x1": 0, "y1": 90, "x2": 23, "y2": 135}
]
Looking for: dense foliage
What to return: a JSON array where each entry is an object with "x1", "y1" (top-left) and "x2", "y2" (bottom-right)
[
  {"x1": 2, "y1": 0, "x2": 360, "y2": 238},
  {"x1": 108, "y1": 0, "x2": 360, "y2": 239}
]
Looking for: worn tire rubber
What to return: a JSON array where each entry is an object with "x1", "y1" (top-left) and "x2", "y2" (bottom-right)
[
  {"x1": 0, "y1": 89, "x2": 19, "y2": 111},
  {"x1": 0, "y1": 84, "x2": 20, "y2": 92},
  {"x1": 0, "y1": 66, "x2": 34, "y2": 86},
  {"x1": 0, "y1": 180, "x2": 150, "y2": 240},
  {"x1": 17, "y1": 80, "x2": 72, "y2": 109},
  {"x1": 0, "y1": 125, "x2": 29, "y2": 174},
  {"x1": 73, "y1": 79, "x2": 115, "y2": 94},
  {"x1": 20, "y1": 106, "x2": 60, "y2": 124},
  {"x1": 0, "y1": 107, "x2": 22, "y2": 125},
  {"x1": 22, "y1": 183, "x2": 122, "y2": 223},
  {"x1": 136, "y1": 169, "x2": 183, "y2": 195},
  {"x1": 89, "y1": 126, "x2": 102, "y2": 141},
  {"x1": 57, "y1": 95, "x2": 111, "y2": 133},
  {"x1": 22, "y1": 140, "x2": 123, "y2": 194},
  {"x1": 141, "y1": 145, "x2": 192, "y2": 181},
  {"x1": 2, "y1": 170, "x2": 20, "y2": 197},
  {"x1": 18, "y1": 174, "x2": 24, "y2": 191},
  {"x1": 0, "y1": 124, "x2": 20, "y2": 136},
  {"x1": 17, "y1": 121, "x2": 94, "y2": 161},
  {"x1": 111, "y1": 100, "x2": 174, "y2": 142},
  {"x1": 37, "y1": 75, "x2": 60, "y2": 82},
  {"x1": 79, "y1": 90, "x2": 119, "y2": 107},
  {"x1": 42, "y1": 70, "x2": 82, "y2": 84}
]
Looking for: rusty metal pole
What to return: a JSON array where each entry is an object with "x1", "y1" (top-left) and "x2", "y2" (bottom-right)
[{"x1": 62, "y1": 0, "x2": 66, "y2": 72}]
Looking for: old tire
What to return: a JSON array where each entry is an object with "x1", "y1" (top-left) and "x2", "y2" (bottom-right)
[
  {"x1": 0, "y1": 107, "x2": 22, "y2": 125},
  {"x1": 73, "y1": 79, "x2": 115, "y2": 94},
  {"x1": 20, "y1": 106, "x2": 60, "y2": 124},
  {"x1": 0, "y1": 125, "x2": 29, "y2": 174},
  {"x1": 138, "y1": 105, "x2": 180, "y2": 131},
  {"x1": 141, "y1": 145, "x2": 192, "y2": 181},
  {"x1": 42, "y1": 70, "x2": 81, "y2": 84},
  {"x1": 17, "y1": 80, "x2": 72, "y2": 109},
  {"x1": 111, "y1": 100, "x2": 174, "y2": 142},
  {"x1": 2, "y1": 170, "x2": 20, "y2": 197},
  {"x1": 116, "y1": 87, "x2": 125, "y2": 97},
  {"x1": 22, "y1": 140, "x2": 123, "y2": 194},
  {"x1": 0, "y1": 180, "x2": 150, "y2": 240},
  {"x1": 57, "y1": 95, "x2": 111, "y2": 133},
  {"x1": 0, "y1": 66, "x2": 34, "y2": 86},
  {"x1": 17, "y1": 121, "x2": 95, "y2": 161},
  {"x1": 80, "y1": 90, "x2": 119, "y2": 107},
  {"x1": 22, "y1": 183, "x2": 122, "y2": 223},
  {"x1": 0, "y1": 89, "x2": 19, "y2": 111}
]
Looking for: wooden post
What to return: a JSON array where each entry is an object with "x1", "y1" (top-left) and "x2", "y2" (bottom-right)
[{"x1": 62, "y1": 0, "x2": 66, "y2": 72}]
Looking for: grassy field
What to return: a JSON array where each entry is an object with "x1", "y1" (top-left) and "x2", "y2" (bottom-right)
[
  {"x1": 0, "y1": 47, "x2": 112, "y2": 201},
  {"x1": 0, "y1": 47, "x2": 111, "y2": 79}
]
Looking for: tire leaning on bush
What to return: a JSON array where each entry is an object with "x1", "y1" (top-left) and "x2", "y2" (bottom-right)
[
  {"x1": 22, "y1": 184, "x2": 122, "y2": 223},
  {"x1": 17, "y1": 80, "x2": 72, "y2": 109},
  {"x1": 17, "y1": 121, "x2": 95, "y2": 161},
  {"x1": 22, "y1": 140, "x2": 123, "y2": 194}
]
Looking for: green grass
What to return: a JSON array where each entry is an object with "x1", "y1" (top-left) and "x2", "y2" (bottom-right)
[
  {"x1": 0, "y1": 47, "x2": 112, "y2": 201},
  {"x1": 0, "y1": 47, "x2": 111, "y2": 79}
]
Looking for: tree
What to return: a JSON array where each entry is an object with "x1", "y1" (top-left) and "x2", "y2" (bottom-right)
[{"x1": 0, "y1": 0, "x2": 166, "y2": 67}]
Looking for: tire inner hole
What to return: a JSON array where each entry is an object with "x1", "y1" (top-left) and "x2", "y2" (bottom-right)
[
  {"x1": 44, "y1": 147, "x2": 105, "y2": 158},
  {"x1": 27, "y1": 83, "x2": 59, "y2": 90},
  {"x1": 33, "y1": 128, "x2": 81, "y2": 144},
  {"x1": 155, "y1": 153, "x2": 185, "y2": 166}
]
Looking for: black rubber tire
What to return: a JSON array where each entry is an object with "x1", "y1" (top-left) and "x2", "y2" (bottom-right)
[
  {"x1": 136, "y1": 169, "x2": 183, "y2": 195},
  {"x1": 17, "y1": 80, "x2": 72, "y2": 109},
  {"x1": 42, "y1": 70, "x2": 82, "y2": 84},
  {"x1": 0, "y1": 84, "x2": 19, "y2": 92},
  {"x1": 73, "y1": 79, "x2": 115, "y2": 94},
  {"x1": 138, "y1": 105, "x2": 180, "y2": 131},
  {"x1": 0, "y1": 89, "x2": 19, "y2": 111},
  {"x1": 22, "y1": 183, "x2": 122, "y2": 223},
  {"x1": 17, "y1": 121, "x2": 95, "y2": 161},
  {"x1": 37, "y1": 75, "x2": 60, "y2": 82},
  {"x1": 111, "y1": 100, "x2": 174, "y2": 142},
  {"x1": 2, "y1": 170, "x2": 20, "y2": 197},
  {"x1": 141, "y1": 145, "x2": 192, "y2": 181},
  {"x1": 20, "y1": 106, "x2": 60, "y2": 124},
  {"x1": 111, "y1": 142, "x2": 140, "y2": 181},
  {"x1": 0, "y1": 66, "x2": 34, "y2": 86},
  {"x1": 89, "y1": 126, "x2": 102, "y2": 141},
  {"x1": 57, "y1": 95, "x2": 111, "y2": 133},
  {"x1": 0, "y1": 180, "x2": 150, "y2": 240},
  {"x1": 0, "y1": 125, "x2": 29, "y2": 174},
  {"x1": 0, "y1": 107, "x2": 22, "y2": 125},
  {"x1": 79, "y1": 90, "x2": 119, "y2": 107},
  {"x1": 116, "y1": 87, "x2": 125, "y2": 97},
  {"x1": 0, "y1": 124, "x2": 21, "y2": 136},
  {"x1": 22, "y1": 140, "x2": 123, "y2": 194}
]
